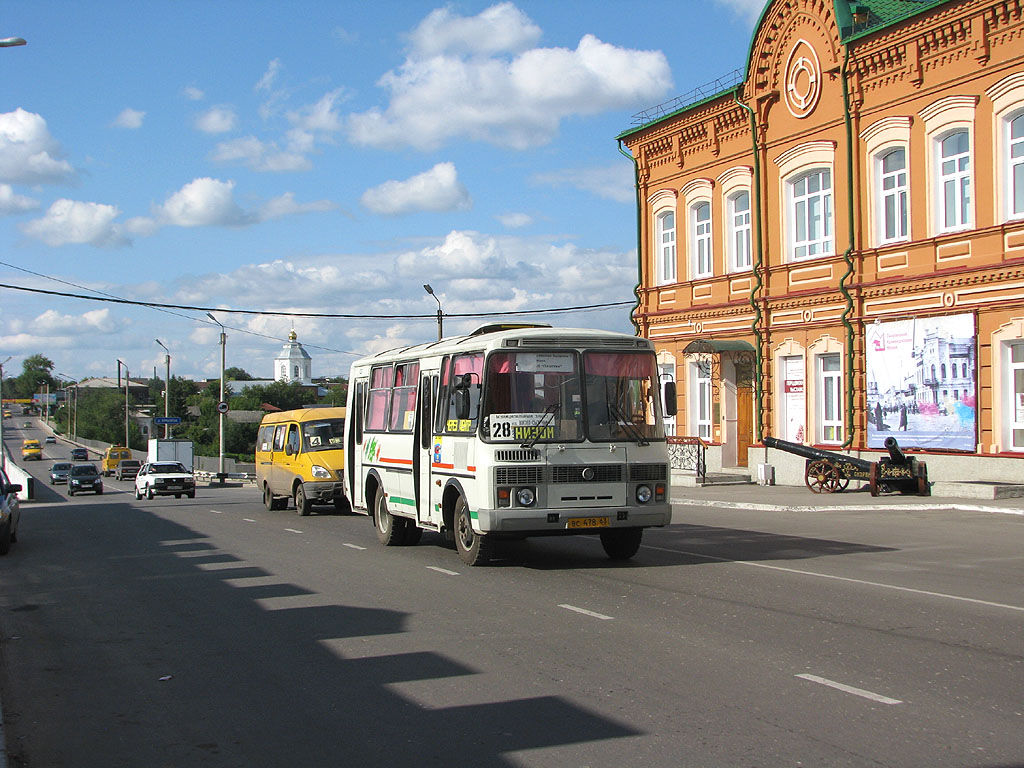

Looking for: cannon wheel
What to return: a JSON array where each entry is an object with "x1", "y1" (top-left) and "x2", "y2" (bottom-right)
[
  {"x1": 805, "y1": 459, "x2": 841, "y2": 493},
  {"x1": 868, "y1": 463, "x2": 879, "y2": 497}
]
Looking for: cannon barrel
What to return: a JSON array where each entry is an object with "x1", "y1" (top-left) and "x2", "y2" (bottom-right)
[
  {"x1": 883, "y1": 436, "x2": 907, "y2": 465},
  {"x1": 763, "y1": 436, "x2": 873, "y2": 471}
]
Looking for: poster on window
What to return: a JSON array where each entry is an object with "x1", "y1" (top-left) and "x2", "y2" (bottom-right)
[{"x1": 865, "y1": 313, "x2": 976, "y2": 451}]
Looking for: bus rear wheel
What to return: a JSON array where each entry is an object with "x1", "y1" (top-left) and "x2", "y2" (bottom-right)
[
  {"x1": 374, "y1": 487, "x2": 406, "y2": 546},
  {"x1": 295, "y1": 485, "x2": 312, "y2": 516},
  {"x1": 454, "y1": 496, "x2": 491, "y2": 566},
  {"x1": 600, "y1": 527, "x2": 643, "y2": 560}
]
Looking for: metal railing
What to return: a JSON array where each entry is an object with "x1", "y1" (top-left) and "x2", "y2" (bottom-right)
[
  {"x1": 668, "y1": 436, "x2": 707, "y2": 482},
  {"x1": 629, "y1": 68, "x2": 745, "y2": 128}
]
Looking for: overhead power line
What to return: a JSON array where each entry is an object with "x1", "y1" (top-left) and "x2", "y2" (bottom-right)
[{"x1": 0, "y1": 281, "x2": 632, "y2": 319}]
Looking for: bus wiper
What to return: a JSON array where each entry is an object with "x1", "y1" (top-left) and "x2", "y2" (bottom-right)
[
  {"x1": 610, "y1": 404, "x2": 649, "y2": 446},
  {"x1": 522, "y1": 403, "x2": 560, "y2": 449}
]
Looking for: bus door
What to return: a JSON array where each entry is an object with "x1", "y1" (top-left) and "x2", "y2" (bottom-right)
[
  {"x1": 347, "y1": 379, "x2": 367, "y2": 510},
  {"x1": 415, "y1": 372, "x2": 439, "y2": 527}
]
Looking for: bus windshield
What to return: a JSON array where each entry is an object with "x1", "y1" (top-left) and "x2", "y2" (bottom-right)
[
  {"x1": 482, "y1": 351, "x2": 583, "y2": 443},
  {"x1": 302, "y1": 418, "x2": 345, "y2": 452},
  {"x1": 583, "y1": 351, "x2": 664, "y2": 443}
]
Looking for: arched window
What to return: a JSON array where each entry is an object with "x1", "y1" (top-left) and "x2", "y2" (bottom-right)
[
  {"x1": 938, "y1": 130, "x2": 971, "y2": 232},
  {"x1": 789, "y1": 169, "x2": 833, "y2": 260},
  {"x1": 655, "y1": 211, "x2": 676, "y2": 285},
  {"x1": 728, "y1": 191, "x2": 751, "y2": 271},
  {"x1": 691, "y1": 202, "x2": 713, "y2": 278},
  {"x1": 879, "y1": 148, "x2": 908, "y2": 242}
]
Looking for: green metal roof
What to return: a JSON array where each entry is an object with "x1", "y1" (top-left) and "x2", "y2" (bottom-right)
[{"x1": 617, "y1": 0, "x2": 962, "y2": 139}]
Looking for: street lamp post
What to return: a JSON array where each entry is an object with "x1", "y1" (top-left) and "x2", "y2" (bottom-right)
[
  {"x1": 424, "y1": 284, "x2": 443, "y2": 341},
  {"x1": 155, "y1": 339, "x2": 171, "y2": 439},
  {"x1": 57, "y1": 373, "x2": 76, "y2": 439},
  {"x1": 206, "y1": 313, "x2": 226, "y2": 482},
  {"x1": 0, "y1": 356, "x2": 10, "y2": 470},
  {"x1": 117, "y1": 360, "x2": 130, "y2": 448}
]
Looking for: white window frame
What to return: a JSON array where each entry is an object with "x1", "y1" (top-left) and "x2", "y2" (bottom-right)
[
  {"x1": 728, "y1": 191, "x2": 752, "y2": 271},
  {"x1": 878, "y1": 147, "x2": 909, "y2": 244},
  {"x1": 1009, "y1": 342, "x2": 1024, "y2": 452},
  {"x1": 1009, "y1": 111, "x2": 1024, "y2": 222},
  {"x1": 691, "y1": 201, "x2": 713, "y2": 278},
  {"x1": 937, "y1": 130, "x2": 972, "y2": 233},
  {"x1": 817, "y1": 353, "x2": 843, "y2": 444},
  {"x1": 655, "y1": 210, "x2": 677, "y2": 285},
  {"x1": 920, "y1": 95, "x2": 977, "y2": 236},
  {"x1": 789, "y1": 168, "x2": 833, "y2": 261},
  {"x1": 692, "y1": 359, "x2": 712, "y2": 440}
]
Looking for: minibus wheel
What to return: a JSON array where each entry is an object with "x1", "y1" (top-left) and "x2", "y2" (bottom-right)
[
  {"x1": 295, "y1": 485, "x2": 312, "y2": 516},
  {"x1": 374, "y1": 487, "x2": 406, "y2": 546},
  {"x1": 454, "y1": 496, "x2": 491, "y2": 566},
  {"x1": 599, "y1": 527, "x2": 643, "y2": 560}
]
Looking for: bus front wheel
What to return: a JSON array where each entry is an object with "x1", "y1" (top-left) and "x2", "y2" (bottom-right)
[
  {"x1": 374, "y1": 487, "x2": 406, "y2": 546},
  {"x1": 600, "y1": 527, "x2": 643, "y2": 560},
  {"x1": 454, "y1": 496, "x2": 491, "y2": 566}
]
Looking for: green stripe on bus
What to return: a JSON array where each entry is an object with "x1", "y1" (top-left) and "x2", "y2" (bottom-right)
[{"x1": 388, "y1": 495, "x2": 416, "y2": 508}]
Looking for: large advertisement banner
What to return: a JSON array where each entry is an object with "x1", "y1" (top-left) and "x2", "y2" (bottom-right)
[{"x1": 865, "y1": 314, "x2": 976, "y2": 451}]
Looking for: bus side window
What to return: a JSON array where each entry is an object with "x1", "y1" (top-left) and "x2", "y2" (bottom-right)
[
  {"x1": 354, "y1": 381, "x2": 366, "y2": 445},
  {"x1": 273, "y1": 425, "x2": 288, "y2": 451},
  {"x1": 286, "y1": 424, "x2": 300, "y2": 455}
]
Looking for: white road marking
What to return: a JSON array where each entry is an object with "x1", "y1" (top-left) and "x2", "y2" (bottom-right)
[
  {"x1": 643, "y1": 545, "x2": 1024, "y2": 613},
  {"x1": 559, "y1": 604, "x2": 613, "y2": 620},
  {"x1": 211, "y1": 509, "x2": 223, "y2": 514},
  {"x1": 796, "y1": 674, "x2": 903, "y2": 705},
  {"x1": 342, "y1": 543, "x2": 366, "y2": 551},
  {"x1": 426, "y1": 566, "x2": 460, "y2": 576},
  {"x1": 284, "y1": 528, "x2": 303, "y2": 534},
  {"x1": 242, "y1": 518, "x2": 256, "y2": 523}
]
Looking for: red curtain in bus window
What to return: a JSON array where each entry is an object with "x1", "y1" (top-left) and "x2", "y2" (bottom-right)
[
  {"x1": 453, "y1": 353, "x2": 483, "y2": 378},
  {"x1": 584, "y1": 352, "x2": 654, "y2": 378}
]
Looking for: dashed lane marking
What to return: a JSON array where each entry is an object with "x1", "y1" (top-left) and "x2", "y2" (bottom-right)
[
  {"x1": 559, "y1": 604, "x2": 613, "y2": 620},
  {"x1": 284, "y1": 528, "x2": 303, "y2": 534},
  {"x1": 342, "y1": 543, "x2": 366, "y2": 550},
  {"x1": 426, "y1": 566, "x2": 460, "y2": 576},
  {"x1": 796, "y1": 674, "x2": 903, "y2": 705}
]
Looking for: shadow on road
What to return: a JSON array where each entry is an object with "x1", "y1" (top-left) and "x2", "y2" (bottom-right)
[{"x1": 0, "y1": 499, "x2": 639, "y2": 766}]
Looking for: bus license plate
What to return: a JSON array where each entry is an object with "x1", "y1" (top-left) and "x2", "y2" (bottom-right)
[{"x1": 566, "y1": 516, "x2": 609, "y2": 529}]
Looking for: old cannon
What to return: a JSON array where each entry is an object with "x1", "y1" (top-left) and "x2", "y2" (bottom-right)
[{"x1": 763, "y1": 436, "x2": 929, "y2": 496}]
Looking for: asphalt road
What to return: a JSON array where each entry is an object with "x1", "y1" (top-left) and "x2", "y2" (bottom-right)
[{"x1": 2, "y1": 421, "x2": 1023, "y2": 767}]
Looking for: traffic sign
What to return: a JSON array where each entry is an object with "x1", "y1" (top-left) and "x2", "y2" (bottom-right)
[
  {"x1": 216, "y1": 401, "x2": 229, "y2": 414},
  {"x1": 154, "y1": 416, "x2": 182, "y2": 425}
]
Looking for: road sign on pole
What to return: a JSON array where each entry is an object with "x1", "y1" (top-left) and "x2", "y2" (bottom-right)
[{"x1": 154, "y1": 416, "x2": 182, "y2": 425}]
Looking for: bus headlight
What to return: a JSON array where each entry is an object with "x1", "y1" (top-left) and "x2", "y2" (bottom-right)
[
  {"x1": 311, "y1": 465, "x2": 332, "y2": 479},
  {"x1": 636, "y1": 484, "x2": 653, "y2": 503},
  {"x1": 516, "y1": 487, "x2": 536, "y2": 507}
]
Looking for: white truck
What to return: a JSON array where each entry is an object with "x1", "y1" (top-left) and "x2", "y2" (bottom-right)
[{"x1": 147, "y1": 439, "x2": 194, "y2": 472}]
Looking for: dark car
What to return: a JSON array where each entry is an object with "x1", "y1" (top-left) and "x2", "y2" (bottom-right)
[
  {"x1": 70, "y1": 447, "x2": 89, "y2": 461},
  {"x1": 49, "y1": 462, "x2": 73, "y2": 484},
  {"x1": 116, "y1": 460, "x2": 141, "y2": 481},
  {"x1": 68, "y1": 464, "x2": 103, "y2": 496},
  {"x1": 1, "y1": 467, "x2": 21, "y2": 555}
]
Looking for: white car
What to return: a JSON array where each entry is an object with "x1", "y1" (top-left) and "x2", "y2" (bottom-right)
[{"x1": 135, "y1": 461, "x2": 196, "y2": 500}]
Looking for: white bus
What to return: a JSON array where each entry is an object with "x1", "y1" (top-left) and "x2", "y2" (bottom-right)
[{"x1": 344, "y1": 323, "x2": 676, "y2": 565}]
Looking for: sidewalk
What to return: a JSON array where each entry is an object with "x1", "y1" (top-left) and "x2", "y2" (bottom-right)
[{"x1": 671, "y1": 481, "x2": 1024, "y2": 516}]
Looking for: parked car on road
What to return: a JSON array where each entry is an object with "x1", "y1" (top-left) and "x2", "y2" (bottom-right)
[
  {"x1": 1, "y1": 466, "x2": 22, "y2": 555},
  {"x1": 49, "y1": 462, "x2": 73, "y2": 484},
  {"x1": 116, "y1": 460, "x2": 141, "y2": 481},
  {"x1": 135, "y1": 462, "x2": 195, "y2": 500},
  {"x1": 70, "y1": 447, "x2": 89, "y2": 461},
  {"x1": 21, "y1": 439, "x2": 42, "y2": 461},
  {"x1": 68, "y1": 464, "x2": 103, "y2": 496}
]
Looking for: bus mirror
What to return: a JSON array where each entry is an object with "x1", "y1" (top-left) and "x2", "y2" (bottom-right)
[
  {"x1": 663, "y1": 382, "x2": 677, "y2": 416},
  {"x1": 455, "y1": 389, "x2": 470, "y2": 420},
  {"x1": 285, "y1": 444, "x2": 294, "y2": 456}
]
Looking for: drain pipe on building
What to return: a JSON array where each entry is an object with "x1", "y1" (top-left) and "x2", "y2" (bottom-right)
[
  {"x1": 839, "y1": 40, "x2": 859, "y2": 450},
  {"x1": 733, "y1": 88, "x2": 766, "y2": 445},
  {"x1": 617, "y1": 139, "x2": 644, "y2": 337}
]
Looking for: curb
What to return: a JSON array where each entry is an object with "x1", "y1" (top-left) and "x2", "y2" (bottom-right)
[{"x1": 671, "y1": 496, "x2": 1024, "y2": 516}]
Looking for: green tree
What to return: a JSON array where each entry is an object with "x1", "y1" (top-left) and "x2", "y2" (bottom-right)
[
  {"x1": 319, "y1": 381, "x2": 348, "y2": 406},
  {"x1": 224, "y1": 367, "x2": 254, "y2": 381},
  {"x1": 75, "y1": 389, "x2": 145, "y2": 449},
  {"x1": 12, "y1": 354, "x2": 56, "y2": 399},
  {"x1": 230, "y1": 381, "x2": 316, "y2": 412}
]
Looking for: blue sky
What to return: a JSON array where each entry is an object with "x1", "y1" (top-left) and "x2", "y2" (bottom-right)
[{"x1": 0, "y1": 0, "x2": 763, "y2": 384}]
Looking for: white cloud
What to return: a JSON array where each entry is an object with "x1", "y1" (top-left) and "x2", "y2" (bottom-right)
[
  {"x1": 258, "y1": 192, "x2": 336, "y2": 221},
  {"x1": 20, "y1": 199, "x2": 127, "y2": 247},
  {"x1": 0, "y1": 183, "x2": 38, "y2": 215},
  {"x1": 113, "y1": 108, "x2": 145, "y2": 129},
  {"x1": 407, "y1": 2, "x2": 541, "y2": 57},
  {"x1": 195, "y1": 106, "x2": 238, "y2": 134},
  {"x1": 712, "y1": 0, "x2": 765, "y2": 22},
  {"x1": 211, "y1": 135, "x2": 310, "y2": 172},
  {"x1": 0, "y1": 109, "x2": 75, "y2": 184},
  {"x1": 361, "y1": 162, "x2": 471, "y2": 216},
  {"x1": 532, "y1": 163, "x2": 635, "y2": 203},
  {"x1": 497, "y1": 212, "x2": 532, "y2": 228},
  {"x1": 18, "y1": 308, "x2": 115, "y2": 335},
  {"x1": 151, "y1": 177, "x2": 251, "y2": 229},
  {"x1": 347, "y1": 6, "x2": 671, "y2": 151},
  {"x1": 256, "y1": 58, "x2": 282, "y2": 92},
  {"x1": 183, "y1": 86, "x2": 205, "y2": 101}
]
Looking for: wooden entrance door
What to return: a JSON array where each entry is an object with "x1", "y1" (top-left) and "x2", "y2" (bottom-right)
[{"x1": 736, "y1": 385, "x2": 753, "y2": 467}]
